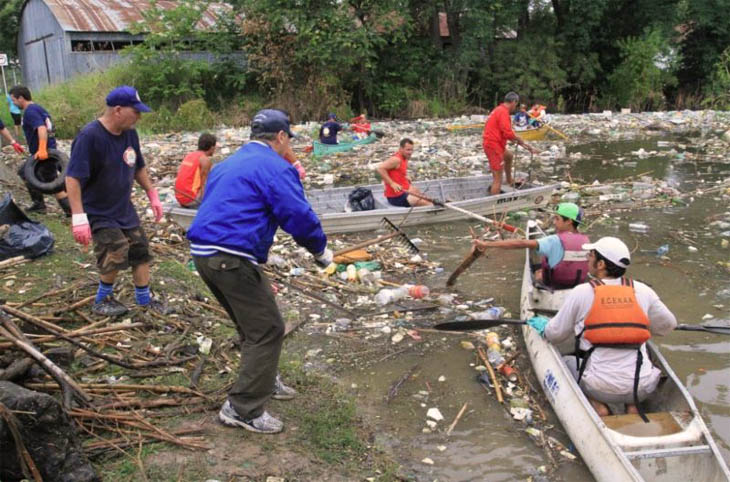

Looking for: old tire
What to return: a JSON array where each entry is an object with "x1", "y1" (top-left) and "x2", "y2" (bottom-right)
[{"x1": 22, "y1": 149, "x2": 68, "y2": 194}]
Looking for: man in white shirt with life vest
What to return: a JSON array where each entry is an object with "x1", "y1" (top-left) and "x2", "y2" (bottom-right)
[
  {"x1": 377, "y1": 138, "x2": 432, "y2": 208},
  {"x1": 473, "y1": 202, "x2": 589, "y2": 289},
  {"x1": 527, "y1": 237, "x2": 677, "y2": 419}
]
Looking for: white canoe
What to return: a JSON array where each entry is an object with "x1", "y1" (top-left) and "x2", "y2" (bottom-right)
[
  {"x1": 165, "y1": 175, "x2": 556, "y2": 234},
  {"x1": 519, "y1": 219, "x2": 730, "y2": 481}
]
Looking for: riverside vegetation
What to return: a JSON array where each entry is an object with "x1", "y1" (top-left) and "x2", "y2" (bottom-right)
[{"x1": 2, "y1": 0, "x2": 730, "y2": 135}]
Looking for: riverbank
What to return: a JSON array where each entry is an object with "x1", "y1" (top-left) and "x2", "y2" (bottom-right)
[{"x1": 0, "y1": 112, "x2": 728, "y2": 481}]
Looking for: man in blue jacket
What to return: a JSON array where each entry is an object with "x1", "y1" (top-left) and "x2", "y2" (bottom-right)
[{"x1": 187, "y1": 109, "x2": 333, "y2": 434}]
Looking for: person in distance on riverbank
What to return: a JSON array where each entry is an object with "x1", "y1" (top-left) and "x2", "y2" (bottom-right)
[
  {"x1": 527, "y1": 236, "x2": 677, "y2": 418},
  {"x1": 482, "y1": 92, "x2": 539, "y2": 195},
  {"x1": 9, "y1": 85, "x2": 72, "y2": 216}
]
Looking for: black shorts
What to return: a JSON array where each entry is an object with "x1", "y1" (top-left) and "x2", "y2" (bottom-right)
[
  {"x1": 92, "y1": 227, "x2": 152, "y2": 274},
  {"x1": 387, "y1": 192, "x2": 410, "y2": 207},
  {"x1": 11, "y1": 113, "x2": 21, "y2": 126}
]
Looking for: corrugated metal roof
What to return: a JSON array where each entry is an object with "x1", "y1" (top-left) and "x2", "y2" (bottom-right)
[{"x1": 44, "y1": 0, "x2": 225, "y2": 32}]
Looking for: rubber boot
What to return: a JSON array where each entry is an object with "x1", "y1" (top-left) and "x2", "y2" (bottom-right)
[
  {"x1": 57, "y1": 196, "x2": 72, "y2": 218},
  {"x1": 26, "y1": 188, "x2": 46, "y2": 214}
]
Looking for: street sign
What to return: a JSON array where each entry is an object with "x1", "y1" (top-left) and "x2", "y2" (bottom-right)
[{"x1": 0, "y1": 54, "x2": 8, "y2": 67}]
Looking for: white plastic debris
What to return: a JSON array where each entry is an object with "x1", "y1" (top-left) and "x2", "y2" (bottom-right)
[{"x1": 427, "y1": 408, "x2": 444, "y2": 422}]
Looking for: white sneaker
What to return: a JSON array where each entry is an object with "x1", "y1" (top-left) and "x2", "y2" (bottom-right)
[
  {"x1": 272, "y1": 374, "x2": 297, "y2": 400},
  {"x1": 218, "y1": 401, "x2": 283, "y2": 434}
]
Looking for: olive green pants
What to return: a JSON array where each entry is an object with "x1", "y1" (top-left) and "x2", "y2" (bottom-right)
[{"x1": 193, "y1": 253, "x2": 284, "y2": 419}]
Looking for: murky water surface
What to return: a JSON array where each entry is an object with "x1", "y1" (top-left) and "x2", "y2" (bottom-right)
[{"x1": 338, "y1": 135, "x2": 730, "y2": 481}]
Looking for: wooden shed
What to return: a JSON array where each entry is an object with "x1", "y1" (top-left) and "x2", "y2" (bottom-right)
[{"x1": 17, "y1": 0, "x2": 224, "y2": 91}]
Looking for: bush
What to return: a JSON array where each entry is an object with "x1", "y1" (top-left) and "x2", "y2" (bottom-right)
[
  {"x1": 603, "y1": 28, "x2": 677, "y2": 111},
  {"x1": 32, "y1": 67, "x2": 127, "y2": 138},
  {"x1": 703, "y1": 47, "x2": 730, "y2": 109}
]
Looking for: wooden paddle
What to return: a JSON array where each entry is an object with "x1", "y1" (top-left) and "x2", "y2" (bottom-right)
[
  {"x1": 446, "y1": 239, "x2": 484, "y2": 287},
  {"x1": 434, "y1": 319, "x2": 730, "y2": 335},
  {"x1": 545, "y1": 124, "x2": 570, "y2": 141},
  {"x1": 403, "y1": 190, "x2": 518, "y2": 233}
]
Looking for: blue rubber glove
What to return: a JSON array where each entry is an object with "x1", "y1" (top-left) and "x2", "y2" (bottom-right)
[{"x1": 527, "y1": 316, "x2": 549, "y2": 337}]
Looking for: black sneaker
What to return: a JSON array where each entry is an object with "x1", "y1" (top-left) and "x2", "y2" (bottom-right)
[
  {"x1": 92, "y1": 296, "x2": 129, "y2": 317},
  {"x1": 27, "y1": 201, "x2": 47, "y2": 213},
  {"x1": 140, "y1": 298, "x2": 171, "y2": 315},
  {"x1": 218, "y1": 401, "x2": 283, "y2": 434}
]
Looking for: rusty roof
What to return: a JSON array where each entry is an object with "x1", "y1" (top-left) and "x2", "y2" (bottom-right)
[{"x1": 42, "y1": 0, "x2": 226, "y2": 32}]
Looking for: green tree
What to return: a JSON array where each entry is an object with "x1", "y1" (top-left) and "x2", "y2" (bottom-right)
[
  {"x1": 0, "y1": 0, "x2": 23, "y2": 56},
  {"x1": 124, "y1": 0, "x2": 245, "y2": 109}
]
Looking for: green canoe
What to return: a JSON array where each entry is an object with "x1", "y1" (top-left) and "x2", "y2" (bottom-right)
[{"x1": 312, "y1": 133, "x2": 378, "y2": 158}]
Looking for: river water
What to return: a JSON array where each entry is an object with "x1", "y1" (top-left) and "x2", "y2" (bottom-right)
[{"x1": 338, "y1": 135, "x2": 730, "y2": 481}]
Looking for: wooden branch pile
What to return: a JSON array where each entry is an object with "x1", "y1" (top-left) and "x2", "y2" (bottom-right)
[{"x1": 0, "y1": 281, "x2": 240, "y2": 458}]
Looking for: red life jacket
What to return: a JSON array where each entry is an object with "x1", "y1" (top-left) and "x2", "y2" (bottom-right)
[
  {"x1": 175, "y1": 150, "x2": 205, "y2": 206},
  {"x1": 383, "y1": 152, "x2": 411, "y2": 198},
  {"x1": 352, "y1": 122, "x2": 371, "y2": 134},
  {"x1": 541, "y1": 231, "x2": 590, "y2": 288},
  {"x1": 576, "y1": 277, "x2": 652, "y2": 422}
]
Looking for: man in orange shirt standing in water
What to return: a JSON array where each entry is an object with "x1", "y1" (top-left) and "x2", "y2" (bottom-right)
[{"x1": 483, "y1": 92, "x2": 539, "y2": 195}]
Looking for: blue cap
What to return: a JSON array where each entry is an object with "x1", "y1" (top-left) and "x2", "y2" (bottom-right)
[
  {"x1": 251, "y1": 109, "x2": 296, "y2": 138},
  {"x1": 327, "y1": 112, "x2": 337, "y2": 120},
  {"x1": 106, "y1": 86, "x2": 151, "y2": 112}
]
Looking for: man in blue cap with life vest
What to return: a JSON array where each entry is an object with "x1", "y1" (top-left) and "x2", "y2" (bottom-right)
[
  {"x1": 473, "y1": 202, "x2": 590, "y2": 289},
  {"x1": 527, "y1": 236, "x2": 677, "y2": 419},
  {"x1": 186, "y1": 108, "x2": 332, "y2": 434}
]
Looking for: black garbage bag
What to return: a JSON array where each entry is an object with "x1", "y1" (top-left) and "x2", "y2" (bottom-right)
[
  {"x1": 347, "y1": 187, "x2": 375, "y2": 212},
  {"x1": 0, "y1": 193, "x2": 54, "y2": 260}
]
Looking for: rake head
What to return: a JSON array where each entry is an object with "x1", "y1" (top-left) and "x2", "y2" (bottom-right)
[{"x1": 380, "y1": 217, "x2": 419, "y2": 254}]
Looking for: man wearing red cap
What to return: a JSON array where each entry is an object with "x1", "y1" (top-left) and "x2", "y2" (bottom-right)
[{"x1": 65, "y1": 86, "x2": 166, "y2": 316}]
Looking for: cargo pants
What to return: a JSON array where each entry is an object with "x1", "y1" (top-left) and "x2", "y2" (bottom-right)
[{"x1": 193, "y1": 253, "x2": 284, "y2": 419}]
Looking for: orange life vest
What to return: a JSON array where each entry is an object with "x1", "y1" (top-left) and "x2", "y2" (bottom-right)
[
  {"x1": 583, "y1": 277, "x2": 651, "y2": 346},
  {"x1": 576, "y1": 277, "x2": 652, "y2": 422}
]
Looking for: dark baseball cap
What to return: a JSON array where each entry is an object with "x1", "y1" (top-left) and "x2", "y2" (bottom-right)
[
  {"x1": 106, "y1": 86, "x2": 151, "y2": 112},
  {"x1": 251, "y1": 109, "x2": 296, "y2": 138}
]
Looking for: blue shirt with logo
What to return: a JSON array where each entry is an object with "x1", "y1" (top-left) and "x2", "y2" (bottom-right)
[
  {"x1": 22, "y1": 103, "x2": 56, "y2": 155},
  {"x1": 67, "y1": 120, "x2": 145, "y2": 231},
  {"x1": 319, "y1": 121, "x2": 341, "y2": 144}
]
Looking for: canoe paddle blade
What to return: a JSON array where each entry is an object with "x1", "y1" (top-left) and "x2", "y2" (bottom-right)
[{"x1": 433, "y1": 319, "x2": 527, "y2": 331}]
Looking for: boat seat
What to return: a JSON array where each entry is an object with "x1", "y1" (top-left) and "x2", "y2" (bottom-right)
[{"x1": 601, "y1": 412, "x2": 683, "y2": 437}]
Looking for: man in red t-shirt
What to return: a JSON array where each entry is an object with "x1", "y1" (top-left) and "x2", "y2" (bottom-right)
[
  {"x1": 377, "y1": 138, "x2": 432, "y2": 207},
  {"x1": 483, "y1": 92, "x2": 539, "y2": 195},
  {"x1": 175, "y1": 133, "x2": 216, "y2": 207}
]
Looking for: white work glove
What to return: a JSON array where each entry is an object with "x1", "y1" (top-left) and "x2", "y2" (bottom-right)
[{"x1": 314, "y1": 248, "x2": 333, "y2": 268}]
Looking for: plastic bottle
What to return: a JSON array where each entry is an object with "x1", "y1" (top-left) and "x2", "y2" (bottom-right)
[
  {"x1": 374, "y1": 287, "x2": 408, "y2": 306},
  {"x1": 482, "y1": 306, "x2": 505, "y2": 320},
  {"x1": 324, "y1": 263, "x2": 338, "y2": 276},
  {"x1": 346, "y1": 264, "x2": 357, "y2": 282},
  {"x1": 487, "y1": 346, "x2": 505, "y2": 368},
  {"x1": 357, "y1": 268, "x2": 375, "y2": 285},
  {"x1": 485, "y1": 332, "x2": 500, "y2": 347},
  {"x1": 655, "y1": 244, "x2": 669, "y2": 257},
  {"x1": 629, "y1": 222, "x2": 650, "y2": 232},
  {"x1": 406, "y1": 285, "x2": 430, "y2": 299}
]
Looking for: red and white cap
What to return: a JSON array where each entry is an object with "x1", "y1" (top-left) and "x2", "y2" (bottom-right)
[{"x1": 582, "y1": 236, "x2": 631, "y2": 268}]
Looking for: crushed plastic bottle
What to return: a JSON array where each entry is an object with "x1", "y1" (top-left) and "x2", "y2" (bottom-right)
[
  {"x1": 629, "y1": 222, "x2": 650, "y2": 233},
  {"x1": 357, "y1": 268, "x2": 375, "y2": 285},
  {"x1": 374, "y1": 286, "x2": 408, "y2": 306}
]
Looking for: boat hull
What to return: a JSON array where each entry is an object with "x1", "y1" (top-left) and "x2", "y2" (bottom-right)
[
  {"x1": 520, "y1": 220, "x2": 730, "y2": 482},
  {"x1": 164, "y1": 176, "x2": 556, "y2": 234}
]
